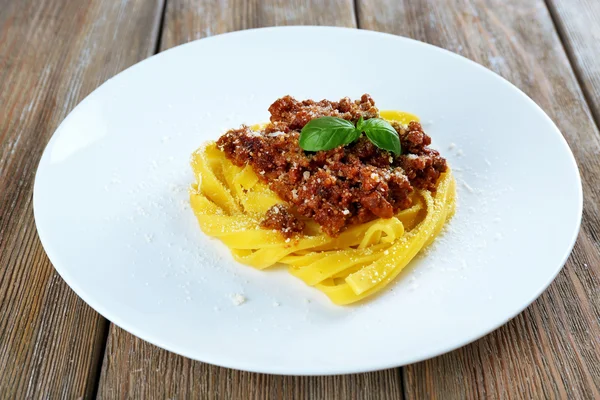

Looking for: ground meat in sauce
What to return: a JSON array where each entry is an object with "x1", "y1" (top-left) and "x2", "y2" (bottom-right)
[
  {"x1": 260, "y1": 204, "x2": 305, "y2": 238},
  {"x1": 217, "y1": 94, "x2": 447, "y2": 237}
]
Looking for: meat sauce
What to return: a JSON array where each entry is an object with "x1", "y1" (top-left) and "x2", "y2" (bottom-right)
[{"x1": 216, "y1": 94, "x2": 447, "y2": 237}]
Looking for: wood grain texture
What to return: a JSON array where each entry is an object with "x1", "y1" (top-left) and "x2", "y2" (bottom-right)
[
  {"x1": 0, "y1": 0, "x2": 163, "y2": 398},
  {"x1": 96, "y1": 1, "x2": 400, "y2": 399},
  {"x1": 160, "y1": 0, "x2": 356, "y2": 50},
  {"x1": 547, "y1": 0, "x2": 600, "y2": 127},
  {"x1": 99, "y1": 326, "x2": 402, "y2": 400},
  {"x1": 357, "y1": 0, "x2": 600, "y2": 398}
]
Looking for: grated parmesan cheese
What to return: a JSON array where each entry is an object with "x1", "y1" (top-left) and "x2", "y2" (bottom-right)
[
  {"x1": 231, "y1": 293, "x2": 246, "y2": 306},
  {"x1": 462, "y1": 181, "x2": 475, "y2": 193}
]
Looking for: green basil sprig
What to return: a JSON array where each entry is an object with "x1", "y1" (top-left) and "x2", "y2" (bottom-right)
[
  {"x1": 299, "y1": 116, "x2": 401, "y2": 154},
  {"x1": 296, "y1": 117, "x2": 361, "y2": 152}
]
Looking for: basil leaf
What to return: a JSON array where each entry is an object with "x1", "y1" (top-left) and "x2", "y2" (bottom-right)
[
  {"x1": 299, "y1": 117, "x2": 361, "y2": 151},
  {"x1": 362, "y1": 118, "x2": 401, "y2": 154}
]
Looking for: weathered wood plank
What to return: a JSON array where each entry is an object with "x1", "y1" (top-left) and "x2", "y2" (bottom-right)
[
  {"x1": 99, "y1": 325, "x2": 402, "y2": 400},
  {"x1": 160, "y1": 0, "x2": 356, "y2": 48},
  {"x1": 0, "y1": 0, "x2": 163, "y2": 397},
  {"x1": 357, "y1": 0, "x2": 600, "y2": 398},
  {"x1": 96, "y1": 1, "x2": 402, "y2": 399},
  {"x1": 546, "y1": 0, "x2": 600, "y2": 127}
]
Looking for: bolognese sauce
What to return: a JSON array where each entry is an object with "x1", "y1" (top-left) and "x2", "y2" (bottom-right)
[{"x1": 216, "y1": 94, "x2": 447, "y2": 237}]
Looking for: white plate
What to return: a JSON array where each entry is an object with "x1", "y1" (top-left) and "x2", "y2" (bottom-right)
[{"x1": 34, "y1": 27, "x2": 582, "y2": 375}]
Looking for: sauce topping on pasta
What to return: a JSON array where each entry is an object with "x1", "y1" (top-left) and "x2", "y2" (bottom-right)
[{"x1": 216, "y1": 94, "x2": 447, "y2": 237}]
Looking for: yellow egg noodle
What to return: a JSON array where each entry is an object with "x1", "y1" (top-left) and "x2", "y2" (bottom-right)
[{"x1": 189, "y1": 114, "x2": 456, "y2": 305}]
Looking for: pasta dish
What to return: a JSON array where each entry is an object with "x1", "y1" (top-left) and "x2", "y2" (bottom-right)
[{"x1": 190, "y1": 94, "x2": 455, "y2": 305}]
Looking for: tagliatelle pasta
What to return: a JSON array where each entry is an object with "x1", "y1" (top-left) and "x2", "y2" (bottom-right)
[{"x1": 190, "y1": 95, "x2": 454, "y2": 305}]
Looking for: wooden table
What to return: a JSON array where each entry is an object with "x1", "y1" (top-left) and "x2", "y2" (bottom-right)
[{"x1": 1, "y1": 0, "x2": 599, "y2": 398}]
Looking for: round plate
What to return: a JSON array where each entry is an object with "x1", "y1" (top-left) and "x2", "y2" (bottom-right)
[{"x1": 34, "y1": 27, "x2": 582, "y2": 375}]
